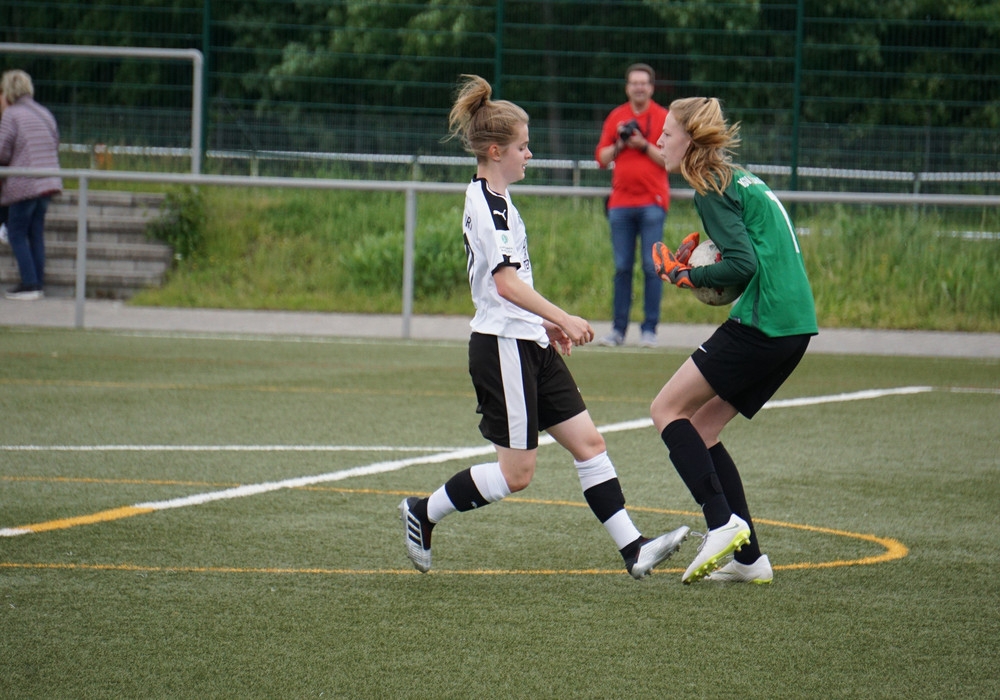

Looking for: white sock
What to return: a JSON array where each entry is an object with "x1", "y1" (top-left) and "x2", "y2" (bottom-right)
[
  {"x1": 603, "y1": 509, "x2": 643, "y2": 550},
  {"x1": 574, "y1": 451, "x2": 618, "y2": 491},
  {"x1": 470, "y1": 462, "x2": 511, "y2": 502},
  {"x1": 425, "y1": 462, "x2": 509, "y2": 524},
  {"x1": 426, "y1": 485, "x2": 455, "y2": 524}
]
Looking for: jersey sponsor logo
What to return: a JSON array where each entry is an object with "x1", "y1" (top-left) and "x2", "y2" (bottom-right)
[
  {"x1": 495, "y1": 229, "x2": 515, "y2": 257},
  {"x1": 737, "y1": 173, "x2": 765, "y2": 188}
]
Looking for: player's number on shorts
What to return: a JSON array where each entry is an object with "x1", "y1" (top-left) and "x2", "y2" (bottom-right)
[{"x1": 766, "y1": 190, "x2": 800, "y2": 253}]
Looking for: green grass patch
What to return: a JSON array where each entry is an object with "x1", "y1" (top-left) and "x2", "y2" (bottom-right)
[{"x1": 1, "y1": 329, "x2": 998, "y2": 697}]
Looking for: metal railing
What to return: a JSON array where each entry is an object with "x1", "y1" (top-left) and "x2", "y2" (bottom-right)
[
  {"x1": 2, "y1": 166, "x2": 998, "y2": 335},
  {"x1": 0, "y1": 43, "x2": 204, "y2": 174},
  {"x1": 58, "y1": 143, "x2": 1000, "y2": 194}
]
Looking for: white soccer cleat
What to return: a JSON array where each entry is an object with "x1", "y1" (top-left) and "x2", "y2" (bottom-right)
[
  {"x1": 627, "y1": 526, "x2": 691, "y2": 579},
  {"x1": 399, "y1": 497, "x2": 432, "y2": 573},
  {"x1": 706, "y1": 554, "x2": 774, "y2": 584},
  {"x1": 682, "y1": 514, "x2": 751, "y2": 584}
]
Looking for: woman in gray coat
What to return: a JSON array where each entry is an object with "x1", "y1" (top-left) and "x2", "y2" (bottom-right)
[{"x1": 0, "y1": 69, "x2": 62, "y2": 300}]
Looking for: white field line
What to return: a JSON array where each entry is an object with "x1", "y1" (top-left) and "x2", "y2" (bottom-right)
[
  {"x1": 0, "y1": 445, "x2": 465, "y2": 452},
  {"x1": 0, "y1": 386, "x2": 950, "y2": 537}
]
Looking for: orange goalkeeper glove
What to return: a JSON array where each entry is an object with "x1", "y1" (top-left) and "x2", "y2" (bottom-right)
[
  {"x1": 652, "y1": 242, "x2": 694, "y2": 289},
  {"x1": 675, "y1": 232, "x2": 700, "y2": 265}
]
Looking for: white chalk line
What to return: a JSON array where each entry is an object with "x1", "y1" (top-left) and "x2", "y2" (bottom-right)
[
  {"x1": 0, "y1": 385, "x2": 969, "y2": 537},
  {"x1": 0, "y1": 445, "x2": 465, "y2": 453}
]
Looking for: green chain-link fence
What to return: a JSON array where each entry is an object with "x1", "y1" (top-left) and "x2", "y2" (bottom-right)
[{"x1": 2, "y1": 0, "x2": 998, "y2": 192}]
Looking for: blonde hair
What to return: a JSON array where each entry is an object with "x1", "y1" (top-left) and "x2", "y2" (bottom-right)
[
  {"x1": 447, "y1": 74, "x2": 529, "y2": 161},
  {"x1": 1, "y1": 70, "x2": 35, "y2": 103},
  {"x1": 669, "y1": 97, "x2": 741, "y2": 196}
]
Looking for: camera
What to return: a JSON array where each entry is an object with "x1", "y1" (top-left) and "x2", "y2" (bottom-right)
[{"x1": 617, "y1": 119, "x2": 640, "y2": 141}]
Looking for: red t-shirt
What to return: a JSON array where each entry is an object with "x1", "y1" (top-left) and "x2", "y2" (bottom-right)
[{"x1": 595, "y1": 101, "x2": 670, "y2": 211}]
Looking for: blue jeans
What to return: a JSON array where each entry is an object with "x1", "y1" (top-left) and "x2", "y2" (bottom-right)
[
  {"x1": 7, "y1": 196, "x2": 50, "y2": 288},
  {"x1": 607, "y1": 205, "x2": 667, "y2": 335}
]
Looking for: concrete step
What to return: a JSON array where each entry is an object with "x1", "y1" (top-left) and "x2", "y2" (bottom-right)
[{"x1": 1, "y1": 189, "x2": 173, "y2": 299}]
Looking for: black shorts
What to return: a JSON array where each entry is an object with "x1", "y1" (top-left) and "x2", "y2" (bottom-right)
[
  {"x1": 468, "y1": 333, "x2": 587, "y2": 450},
  {"x1": 692, "y1": 320, "x2": 812, "y2": 419}
]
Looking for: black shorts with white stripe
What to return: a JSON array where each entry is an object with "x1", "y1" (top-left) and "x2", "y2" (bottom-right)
[{"x1": 468, "y1": 332, "x2": 587, "y2": 450}]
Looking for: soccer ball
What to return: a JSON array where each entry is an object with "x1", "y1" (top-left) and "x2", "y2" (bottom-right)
[{"x1": 688, "y1": 240, "x2": 741, "y2": 306}]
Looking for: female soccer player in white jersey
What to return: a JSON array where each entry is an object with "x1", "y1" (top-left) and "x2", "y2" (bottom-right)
[
  {"x1": 399, "y1": 75, "x2": 690, "y2": 578},
  {"x1": 650, "y1": 97, "x2": 818, "y2": 584}
]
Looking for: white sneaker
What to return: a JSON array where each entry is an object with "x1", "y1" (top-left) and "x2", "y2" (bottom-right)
[
  {"x1": 706, "y1": 554, "x2": 773, "y2": 584},
  {"x1": 598, "y1": 330, "x2": 625, "y2": 347},
  {"x1": 398, "y1": 497, "x2": 432, "y2": 573},
  {"x1": 0, "y1": 223, "x2": 8, "y2": 245},
  {"x1": 5, "y1": 284, "x2": 44, "y2": 301},
  {"x1": 627, "y1": 526, "x2": 690, "y2": 579},
  {"x1": 639, "y1": 331, "x2": 658, "y2": 348},
  {"x1": 682, "y1": 514, "x2": 751, "y2": 584}
]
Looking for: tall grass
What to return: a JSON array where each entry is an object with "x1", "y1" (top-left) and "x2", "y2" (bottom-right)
[
  {"x1": 801, "y1": 206, "x2": 1000, "y2": 330},
  {"x1": 130, "y1": 186, "x2": 1000, "y2": 332}
]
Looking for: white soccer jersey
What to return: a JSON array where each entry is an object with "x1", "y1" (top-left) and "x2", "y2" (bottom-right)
[{"x1": 463, "y1": 177, "x2": 548, "y2": 345}]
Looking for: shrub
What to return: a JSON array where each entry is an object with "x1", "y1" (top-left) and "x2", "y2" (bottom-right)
[
  {"x1": 342, "y1": 207, "x2": 467, "y2": 299},
  {"x1": 147, "y1": 186, "x2": 207, "y2": 261}
]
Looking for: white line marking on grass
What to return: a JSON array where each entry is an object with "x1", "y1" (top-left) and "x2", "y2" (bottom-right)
[
  {"x1": 765, "y1": 385, "x2": 934, "y2": 408},
  {"x1": 0, "y1": 445, "x2": 496, "y2": 537},
  {"x1": 97, "y1": 329, "x2": 464, "y2": 349},
  {"x1": 0, "y1": 385, "x2": 949, "y2": 537},
  {"x1": 0, "y1": 445, "x2": 466, "y2": 452},
  {"x1": 947, "y1": 386, "x2": 1000, "y2": 395}
]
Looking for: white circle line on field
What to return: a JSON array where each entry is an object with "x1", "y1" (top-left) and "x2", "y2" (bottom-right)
[{"x1": 0, "y1": 386, "x2": 945, "y2": 537}]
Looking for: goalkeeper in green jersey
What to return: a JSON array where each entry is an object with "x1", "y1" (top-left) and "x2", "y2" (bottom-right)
[{"x1": 650, "y1": 97, "x2": 818, "y2": 584}]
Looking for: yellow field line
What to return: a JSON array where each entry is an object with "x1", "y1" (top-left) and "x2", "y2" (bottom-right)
[
  {"x1": 13, "y1": 506, "x2": 157, "y2": 534},
  {"x1": 0, "y1": 484, "x2": 907, "y2": 573},
  {"x1": 1, "y1": 388, "x2": 928, "y2": 567}
]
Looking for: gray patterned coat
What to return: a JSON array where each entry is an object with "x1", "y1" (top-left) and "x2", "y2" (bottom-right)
[{"x1": 0, "y1": 96, "x2": 63, "y2": 206}]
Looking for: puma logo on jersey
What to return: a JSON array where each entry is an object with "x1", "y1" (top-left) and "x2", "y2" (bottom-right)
[{"x1": 492, "y1": 209, "x2": 508, "y2": 222}]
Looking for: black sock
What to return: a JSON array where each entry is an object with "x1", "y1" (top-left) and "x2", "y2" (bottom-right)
[
  {"x1": 443, "y1": 468, "x2": 488, "y2": 512},
  {"x1": 583, "y1": 478, "x2": 627, "y2": 523},
  {"x1": 709, "y1": 443, "x2": 761, "y2": 564},
  {"x1": 583, "y1": 479, "x2": 643, "y2": 562},
  {"x1": 620, "y1": 536, "x2": 644, "y2": 562},
  {"x1": 412, "y1": 497, "x2": 434, "y2": 532},
  {"x1": 661, "y1": 419, "x2": 731, "y2": 529}
]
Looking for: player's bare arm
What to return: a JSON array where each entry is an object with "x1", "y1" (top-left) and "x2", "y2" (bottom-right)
[{"x1": 493, "y1": 266, "x2": 594, "y2": 346}]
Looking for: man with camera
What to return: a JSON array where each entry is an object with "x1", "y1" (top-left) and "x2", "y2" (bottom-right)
[{"x1": 595, "y1": 63, "x2": 670, "y2": 348}]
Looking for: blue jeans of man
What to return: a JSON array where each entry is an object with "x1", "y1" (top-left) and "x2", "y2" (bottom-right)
[
  {"x1": 7, "y1": 196, "x2": 50, "y2": 288},
  {"x1": 607, "y1": 205, "x2": 666, "y2": 336}
]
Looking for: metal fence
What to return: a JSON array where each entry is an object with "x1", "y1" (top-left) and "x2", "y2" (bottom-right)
[
  {"x1": 4, "y1": 165, "x2": 999, "y2": 333},
  {"x1": 2, "y1": 0, "x2": 998, "y2": 192}
]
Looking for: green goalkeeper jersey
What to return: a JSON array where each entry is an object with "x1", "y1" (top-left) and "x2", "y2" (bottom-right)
[{"x1": 690, "y1": 169, "x2": 818, "y2": 338}]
